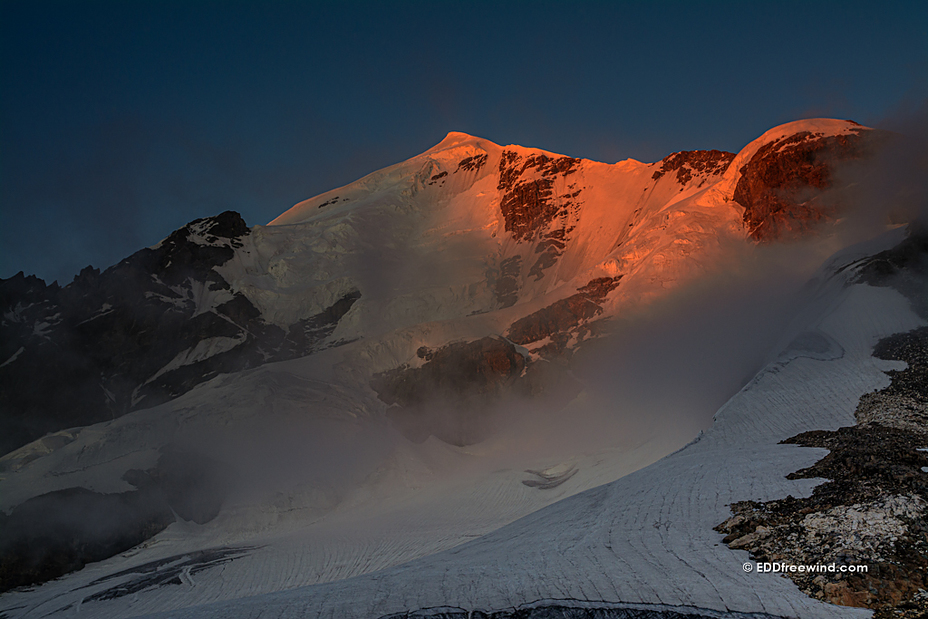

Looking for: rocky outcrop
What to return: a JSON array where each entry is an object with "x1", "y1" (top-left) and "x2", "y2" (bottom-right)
[
  {"x1": 718, "y1": 312, "x2": 928, "y2": 615},
  {"x1": 497, "y1": 150, "x2": 581, "y2": 243},
  {"x1": 716, "y1": 423, "x2": 928, "y2": 614},
  {"x1": 379, "y1": 601, "x2": 781, "y2": 619},
  {"x1": 732, "y1": 129, "x2": 873, "y2": 241},
  {"x1": 852, "y1": 230, "x2": 928, "y2": 431},
  {"x1": 371, "y1": 337, "x2": 526, "y2": 446},
  {"x1": 856, "y1": 326, "x2": 928, "y2": 432},
  {"x1": 0, "y1": 211, "x2": 360, "y2": 457},
  {"x1": 456, "y1": 153, "x2": 488, "y2": 173},
  {"x1": 497, "y1": 151, "x2": 582, "y2": 280},
  {"x1": 494, "y1": 255, "x2": 523, "y2": 308},
  {"x1": 507, "y1": 276, "x2": 622, "y2": 352},
  {"x1": 853, "y1": 226, "x2": 928, "y2": 319},
  {"x1": 651, "y1": 149, "x2": 735, "y2": 186}
]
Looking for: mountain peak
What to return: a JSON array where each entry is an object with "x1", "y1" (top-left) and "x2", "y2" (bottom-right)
[
  {"x1": 759, "y1": 117, "x2": 867, "y2": 139},
  {"x1": 438, "y1": 130, "x2": 482, "y2": 144},
  {"x1": 426, "y1": 131, "x2": 495, "y2": 154},
  {"x1": 723, "y1": 118, "x2": 875, "y2": 240}
]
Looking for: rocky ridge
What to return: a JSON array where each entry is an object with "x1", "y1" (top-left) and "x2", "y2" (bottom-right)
[
  {"x1": 716, "y1": 230, "x2": 928, "y2": 617},
  {"x1": 651, "y1": 149, "x2": 734, "y2": 186},
  {"x1": 0, "y1": 212, "x2": 359, "y2": 456},
  {"x1": 732, "y1": 125, "x2": 879, "y2": 241}
]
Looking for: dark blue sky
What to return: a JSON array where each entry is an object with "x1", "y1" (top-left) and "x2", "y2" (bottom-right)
[{"x1": 2, "y1": 1, "x2": 926, "y2": 284}]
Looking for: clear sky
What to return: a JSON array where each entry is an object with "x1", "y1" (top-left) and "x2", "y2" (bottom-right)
[{"x1": 2, "y1": 0, "x2": 926, "y2": 284}]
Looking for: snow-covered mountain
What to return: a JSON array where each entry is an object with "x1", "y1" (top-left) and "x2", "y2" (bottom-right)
[
  {"x1": 0, "y1": 119, "x2": 874, "y2": 454},
  {"x1": 2, "y1": 118, "x2": 923, "y2": 619}
]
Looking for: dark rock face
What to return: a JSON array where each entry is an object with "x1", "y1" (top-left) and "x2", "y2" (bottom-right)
[
  {"x1": 371, "y1": 336, "x2": 526, "y2": 445},
  {"x1": 428, "y1": 171, "x2": 448, "y2": 187},
  {"x1": 495, "y1": 255, "x2": 523, "y2": 308},
  {"x1": 651, "y1": 149, "x2": 735, "y2": 186},
  {"x1": 0, "y1": 211, "x2": 360, "y2": 457},
  {"x1": 456, "y1": 153, "x2": 488, "y2": 174},
  {"x1": 783, "y1": 425, "x2": 928, "y2": 504},
  {"x1": 508, "y1": 296, "x2": 599, "y2": 347},
  {"x1": 852, "y1": 230, "x2": 928, "y2": 433},
  {"x1": 870, "y1": 326, "x2": 928, "y2": 404},
  {"x1": 497, "y1": 151, "x2": 580, "y2": 241},
  {"x1": 732, "y1": 129, "x2": 872, "y2": 241},
  {"x1": 855, "y1": 323, "x2": 928, "y2": 437},
  {"x1": 528, "y1": 245, "x2": 559, "y2": 281},
  {"x1": 507, "y1": 276, "x2": 623, "y2": 350},
  {"x1": 497, "y1": 151, "x2": 582, "y2": 280}
]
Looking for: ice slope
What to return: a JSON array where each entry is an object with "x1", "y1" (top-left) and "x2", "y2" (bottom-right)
[
  {"x1": 0, "y1": 340, "x2": 695, "y2": 618},
  {"x1": 2, "y1": 227, "x2": 918, "y2": 619},
  {"x1": 131, "y1": 234, "x2": 923, "y2": 619}
]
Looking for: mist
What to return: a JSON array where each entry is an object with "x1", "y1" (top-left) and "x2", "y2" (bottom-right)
[
  {"x1": 65, "y1": 108, "x2": 928, "y2": 520},
  {"x1": 828, "y1": 100, "x2": 928, "y2": 244},
  {"x1": 212, "y1": 105, "x2": 928, "y2": 511},
  {"x1": 410, "y1": 107, "x2": 928, "y2": 478}
]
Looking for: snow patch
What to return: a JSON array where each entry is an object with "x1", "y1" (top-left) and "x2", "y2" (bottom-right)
[{"x1": 146, "y1": 334, "x2": 248, "y2": 385}]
